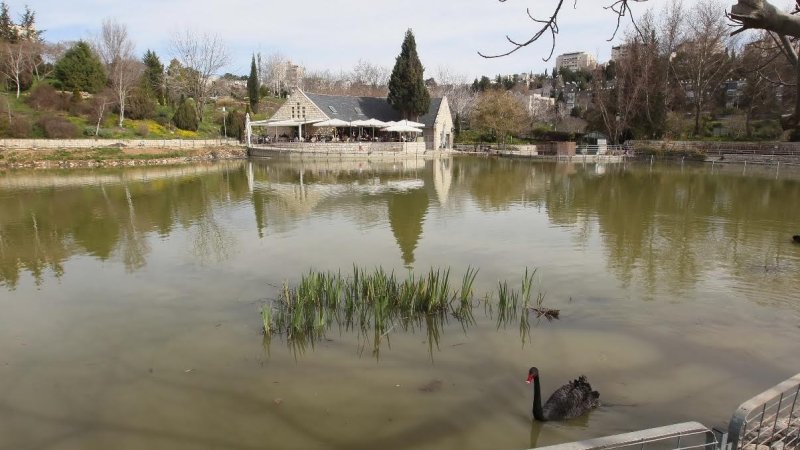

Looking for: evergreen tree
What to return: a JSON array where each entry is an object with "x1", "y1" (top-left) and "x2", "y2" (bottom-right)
[
  {"x1": 142, "y1": 50, "x2": 165, "y2": 105},
  {"x1": 53, "y1": 41, "x2": 106, "y2": 93},
  {"x1": 223, "y1": 109, "x2": 246, "y2": 141},
  {"x1": 247, "y1": 55, "x2": 259, "y2": 112},
  {"x1": 0, "y1": 2, "x2": 16, "y2": 42},
  {"x1": 126, "y1": 85, "x2": 157, "y2": 120},
  {"x1": 387, "y1": 29, "x2": 430, "y2": 119},
  {"x1": 173, "y1": 97, "x2": 199, "y2": 131},
  {"x1": 19, "y1": 6, "x2": 39, "y2": 40},
  {"x1": 454, "y1": 112, "x2": 461, "y2": 139}
]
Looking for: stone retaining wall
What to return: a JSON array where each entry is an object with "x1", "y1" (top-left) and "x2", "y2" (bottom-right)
[
  {"x1": 0, "y1": 138, "x2": 241, "y2": 150},
  {"x1": 628, "y1": 140, "x2": 800, "y2": 155},
  {"x1": 249, "y1": 141, "x2": 427, "y2": 156},
  {"x1": 720, "y1": 154, "x2": 800, "y2": 164}
]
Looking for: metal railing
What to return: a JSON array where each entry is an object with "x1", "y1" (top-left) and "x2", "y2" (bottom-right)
[
  {"x1": 576, "y1": 144, "x2": 628, "y2": 156},
  {"x1": 727, "y1": 373, "x2": 800, "y2": 450},
  {"x1": 521, "y1": 373, "x2": 800, "y2": 450},
  {"x1": 531, "y1": 422, "x2": 718, "y2": 450}
]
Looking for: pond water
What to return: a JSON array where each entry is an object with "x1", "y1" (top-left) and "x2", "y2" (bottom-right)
[{"x1": 1, "y1": 157, "x2": 799, "y2": 450}]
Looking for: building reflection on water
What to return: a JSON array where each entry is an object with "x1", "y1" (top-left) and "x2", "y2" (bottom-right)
[{"x1": 1, "y1": 158, "x2": 799, "y2": 299}]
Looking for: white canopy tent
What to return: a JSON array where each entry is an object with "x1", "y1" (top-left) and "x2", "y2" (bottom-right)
[
  {"x1": 385, "y1": 119, "x2": 425, "y2": 128},
  {"x1": 382, "y1": 124, "x2": 423, "y2": 133},
  {"x1": 312, "y1": 118, "x2": 351, "y2": 127},
  {"x1": 351, "y1": 118, "x2": 387, "y2": 127},
  {"x1": 351, "y1": 118, "x2": 388, "y2": 140},
  {"x1": 249, "y1": 118, "x2": 323, "y2": 142},
  {"x1": 382, "y1": 124, "x2": 423, "y2": 142}
]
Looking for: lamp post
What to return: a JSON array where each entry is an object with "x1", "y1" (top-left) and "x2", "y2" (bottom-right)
[{"x1": 222, "y1": 106, "x2": 227, "y2": 139}]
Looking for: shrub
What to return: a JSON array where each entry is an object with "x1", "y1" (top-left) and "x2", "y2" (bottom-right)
[
  {"x1": 172, "y1": 97, "x2": 199, "y2": 131},
  {"x1": 528, "y1": 129, "x2": 582, "y2": 142},
  {"x1": 8, "y1": 117, "x2": 31, "y2": 138},
  {"x1": 27, "y1": 84, "x2": 67, "y2": 111},
  {"x1": 135, "y1": 123, "x2": 149, "y2": 137},
  {"x1": 126, "y1": 86, "x2": 157, "y2": 120},
  {"x1": 37, "y1": 115, "x2": 79, "y2": 138},
  {"x1": 154, "y1": 106, "x2": 172, "y2": 127},
  {"x1": 222, "y1": 109, "x2": 246, "y2": 141}
]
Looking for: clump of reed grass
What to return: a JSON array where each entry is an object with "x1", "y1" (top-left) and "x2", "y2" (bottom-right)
[
  {"x1": 261, "y1": 267, "x2": 471, "y2": 338},
  {"x1": 261, "y1": 266, "x2": 549, "y2": 357}
]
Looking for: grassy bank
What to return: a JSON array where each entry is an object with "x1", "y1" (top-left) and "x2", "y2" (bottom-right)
[{"x1": 1, "y1": 82, "x2": 286, "y2": 141}]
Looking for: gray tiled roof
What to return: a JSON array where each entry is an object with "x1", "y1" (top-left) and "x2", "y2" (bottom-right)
[
  {"x1": 417, "y1": 98, "x2": 442, "y2": 128},
  {"x1": 304, "y1": 92, "x2": 442, "y2": 128}
]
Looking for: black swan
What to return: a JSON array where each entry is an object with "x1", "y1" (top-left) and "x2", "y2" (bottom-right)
[
  {"x1": 794, "y1": 235, "x2": 800, "y2": 244},
  {"x1": 526, "y1": 367, "x2": 600, "y2": 421}
]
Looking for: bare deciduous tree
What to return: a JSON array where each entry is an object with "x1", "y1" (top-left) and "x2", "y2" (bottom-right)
[
  {"x1": 0, "y1": 40, "x2": 31, "y2": 98},
  {"x1": 95, "y1": 19, "x2": 141, "y2": 127},
  {"x1": 672, "y1": 0, "x2": 735, "y2": 135},
  {"x1": 349, "y1": 59, "x2": 389, "y2": 96},
  {"x1": 170, "y1": 29, "x2": 229, "y2": 120},
  {"x1": 432, "y1": 66, "x2": 477, "y2": 119},
  {"x1": 736, "y1": 33, "x2": 787, "y2": 137},
  {"x1": 589, "y1": 26, "x2": 657, "y2": 143},
  {"x1": 31, "y1": 41, "x2": 65, "y2": 81},
  {"x1": 259, "y1": 51, "x2": 288, "y2": 96}
]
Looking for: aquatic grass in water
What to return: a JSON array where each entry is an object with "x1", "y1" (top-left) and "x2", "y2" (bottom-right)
[{"x1": 261, "y1": 266, "x2": 548, "y2": 356}]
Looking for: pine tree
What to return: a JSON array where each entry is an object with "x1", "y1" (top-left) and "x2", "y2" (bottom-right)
[
  {"x1": 142, "y1": 50, "x2": 165, "y2": 105},
  {"x1": 387, "y1": 29, "x2": 430, "y2": 120},
  {"x1": 19, "y1": 6, "x2": 39, "y2": 40},
  {"x1": 53, "y1": 41, "x2": 107, "y2": 93},
  {"x1": 0, "y1": 2, "x2": 16, "y2": 43},
  {"x1": 247, "y1": 55, "x2": 259, "y2": 113}
]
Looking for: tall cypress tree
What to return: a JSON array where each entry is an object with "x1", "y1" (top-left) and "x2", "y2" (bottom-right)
[
  {"x1": 247, "y1": 55, "x2": 259, "y2": 113},
  {"x1": 387, "y1": 29, "x2": 430, "y2": 120},
  {"x1": 142, "y1": 50, "x2": 165, "y2": 105}
]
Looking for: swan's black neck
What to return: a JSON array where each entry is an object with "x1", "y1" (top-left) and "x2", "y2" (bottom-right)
[{"x1": 532, "y1": 376, "x2": 546, "y2": 421}]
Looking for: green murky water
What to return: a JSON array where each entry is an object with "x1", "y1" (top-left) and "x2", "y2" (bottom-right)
[{"x1": 1, "y1": 157, "x2": 799, "y2": 450}]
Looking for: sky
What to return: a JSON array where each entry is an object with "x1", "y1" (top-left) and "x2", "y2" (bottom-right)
[{"x1": 10, "y1": 0, "x2": 706, "y2": 81}]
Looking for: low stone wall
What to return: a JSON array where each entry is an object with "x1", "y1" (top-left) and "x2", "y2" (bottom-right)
[
  {"x1": 720, "y1": 154, "x2": 800, "y2": 164},
  {"x1": 628, "y1": 140, "x2": 800, "y2": 156},
  {"x1": 538, "y1": 142, "x2": 576, "y2": 156},
  {"x1": 249, "y1": 141, "x2": 427, "y2": 157},
  {"x1": 0, "y1": 138, "x2": 240, "y2": 150}
]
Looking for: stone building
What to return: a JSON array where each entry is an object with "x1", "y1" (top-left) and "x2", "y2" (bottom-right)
[
  {"x1": 261, "y1": 88, "x2": 454, "y2": 150},
  {"x1": 555, "y1": 52, "x2": 597, "y2": 72},
  {"x1": 610, "y1": 45, "x2": 627, "y2": 62},
  {"x1": 285, "y1": 62, "x2": 305, "y2": 89}
]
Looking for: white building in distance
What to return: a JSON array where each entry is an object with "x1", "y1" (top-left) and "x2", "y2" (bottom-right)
[{"x1": 555, "y1": 52, "x2": 597, "y2": 73}]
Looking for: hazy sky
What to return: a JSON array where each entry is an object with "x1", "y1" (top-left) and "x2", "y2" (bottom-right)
[{"x1": 11, "y1": 0, "x2": 711, "y2": 80}]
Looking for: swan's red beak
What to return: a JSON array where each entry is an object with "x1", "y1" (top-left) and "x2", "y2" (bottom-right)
[{"x1": 525, "y1": 373, "x2": 535, "y2": 384}]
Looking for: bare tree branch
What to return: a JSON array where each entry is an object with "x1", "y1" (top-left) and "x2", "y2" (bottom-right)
[{"x1": 479, "y1": 0, "x2": 564, "y2": 60}]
